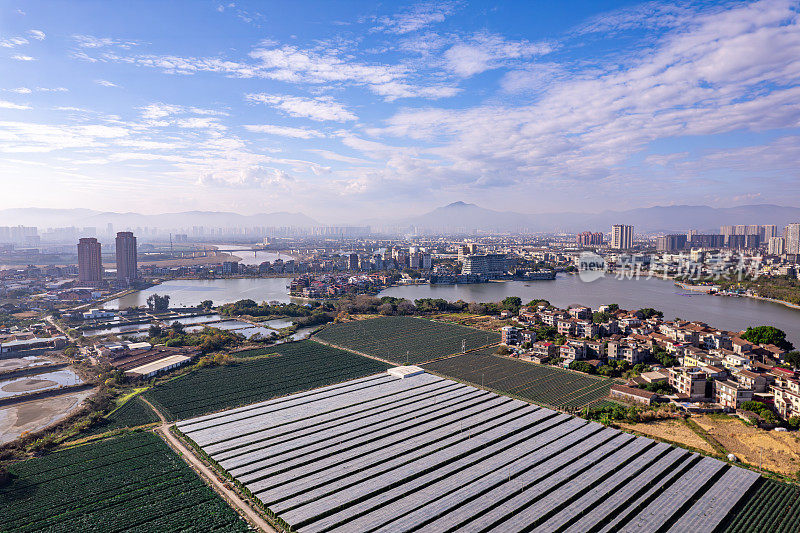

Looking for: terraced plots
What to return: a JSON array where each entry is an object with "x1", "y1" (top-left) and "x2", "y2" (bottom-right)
[
  {"x1": 0, "y1": 432, "x2": 248, "y2": 533},
  {"x1": 313, "y1": 316, "x2": 500, "y2": 364},
  {"x1": 144, "y1": 340, "x2": 390, "y2": 421},
  {"x1": 177, "y1": 371, "x2": 758, "y2": 532},
  {"x1": 424, "y1": 350, "x2": 616, "y2": 410}
]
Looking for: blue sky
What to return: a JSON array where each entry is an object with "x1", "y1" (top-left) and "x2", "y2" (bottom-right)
[{"x1": 1, "y1": 0, "x2": 799, "y2": 222}]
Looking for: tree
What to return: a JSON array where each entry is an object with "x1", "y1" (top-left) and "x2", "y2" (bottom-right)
[
  {"x1": 569, "y1": 361, "x2": 597, "y2": 374},
  {"x1": 638, "y1": 308, "x2": 664, "y2": 319},
  {"x1": 200, "y1": 300, "x2": 213, "y2": 310},
  {"x1": 170, "y1": 321, "x2": 185, "y2": 334},
  {"x1": 148, "y1": 324, "x2": 162, "y2": 338},
  {"x1": 495, "y1": 345, "x2": 511, "y2": 356},
  {"x1": 741, "y1": 326, "x2": 794, "y2": 350},
  {"x1": 146, "y1": 293, "x2": 170, "y2": 312},
  {"x1": 467, "y1": 302, "x2": 487, "y2": 315},
  {"x1": 787, "y1": 416, "x2": 800, "y2": 430},
  {"x1": 501, "y1": 296, "x2": 522, "y2": 314},
  {"x1": 785, "y1": 351, "x2": 800, "y2": 369}
]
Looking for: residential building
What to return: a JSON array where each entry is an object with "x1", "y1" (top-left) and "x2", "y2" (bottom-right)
[
  {"x1": 530, "y1": 341, "x2": 557, "y2": 359},
  {"x1": 115, "y1": 231, "x2": 138, "y2": 285},
  {"x1": 461, "y1": 254, "x2": 508, "y2": 278},
  {"x1": 656, "y1": 234, "x2": 687, "y2": 252},
  {"x1": 714, "y1": 379, "x2": 753, "y2": 409},
  {"x1": 768, "y1": 237, "x2": 786, "y2": 256},
  {"x1": 785, "y1": 223, "x2": 800, "y2": 255},
  {"x1": 501, "y1": 326, "x2": 519, "y2": 345},
  {"x1": 668, "y1": 367, "x2": 708, "y2": 401},
  {"x1": 577, "y1": 232, "x2": 604, "y2": 246},
  {"x1": 611, "y1": 224, "x2": 633, "y2": 249},
  {"x1": 610, "y1": 384, "x2": 659, "y2": 406},
  {"x1": 772, "y1": 376, "x2": 800, "y2": 419},
  {"x1": 77, "y1": 237, "x2": 102, "y2": 285},
  {"x1": 734, "y1": 369, "x2": 768, "y2": 393}
]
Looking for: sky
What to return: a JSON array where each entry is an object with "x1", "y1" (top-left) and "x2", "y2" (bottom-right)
[{"x1": 1, "y1": 0, "x2": 799, "y2": 222}]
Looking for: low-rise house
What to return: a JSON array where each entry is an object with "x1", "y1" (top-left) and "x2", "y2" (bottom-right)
[
  {"x1": 611, "y1": 384, "x2": 659, "y2": 406},
  {"x1": 530, "y1": 341, "x2": 557, "y2": 360},
  {"x1": 501, "y1": 326, "x2": 520, "y2": 345},
  {"x1": 772, "y1": 376, "x2": 800, "y2": 419},
  {"x1": 669, "y1": 366, "x2": 708, "y2": 401},
  {"x1": 714, "y1": 379, "x2": 754, "y2": 409},
  {"x1": 734, "y1": 369, "x2": 768, "y2": 393},
  {"x1": 568, "y1": 306, "x2": 591, "y2": 320},
  {"x1": 731, "y1": 337, "x2": 753, "y2": 355}
]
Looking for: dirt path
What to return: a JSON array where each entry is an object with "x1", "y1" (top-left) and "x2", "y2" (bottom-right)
[{"x1": 140, "y1": 397, "x2": 277, "y2": 532}]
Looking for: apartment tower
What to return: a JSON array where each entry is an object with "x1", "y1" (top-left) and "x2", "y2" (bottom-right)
[
  {"x1": 115, "y1": 231, "x2": 138, "y2": 284},
  {"x1": 611, "y1": 224, "x2": 634, "y2": 249},
  {"x1": 77, "y1": 237, "x2": 103, "y2": 285}
]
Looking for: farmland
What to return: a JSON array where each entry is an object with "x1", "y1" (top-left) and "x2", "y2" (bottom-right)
[
  {"x1": 723, "y1": 479, "x2": 800, "y2": 532},
  {"x1": 85, "y1": 396, "x2": 160, "y2": 436},
  {"x1": 313, "y1": 316, "x2": 500, "y2": 364},
  {"x1": 423, "y1": 350, "x2": 617, "y2": 411},
  {"x1": 144, "y1": 340, "x2": 390, "y2": 421},
  {"x1": 177, "y1": 371, "x2": 760, "y2": 532},
  {"x1": 0, "y1": 432, "x2": 248, "y2": 532}
]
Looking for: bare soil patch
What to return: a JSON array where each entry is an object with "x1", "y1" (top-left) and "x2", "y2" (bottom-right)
[
  {"x1": 1, "y1": 377, "x2": 57, "y2": 393},
  {"x1": 694, "y1": 414, "x2": 800, "y2": 476},
  {"x1": 618, "y1": 419, "x2": 716, "y2": 454},
  {"x1": 0, "y1": 389, "x2": 94, "y2": 444}
]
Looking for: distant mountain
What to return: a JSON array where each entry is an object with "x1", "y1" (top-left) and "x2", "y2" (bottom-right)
[
  {"x1": 0, "y1": 208, "x2": 319, "y2": 229},
  {"x1": 388, "y1": 202, "x2": 800, "y2": 234}
]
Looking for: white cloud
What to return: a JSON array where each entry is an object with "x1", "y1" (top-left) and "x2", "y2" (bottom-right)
[
  {"x1": 363, "y1": 0, "x2": 800, "y2": 194},
  {"x1": 0, "y1": 37, "x2": 28, "y2": 48},
  {"x1": 95, "y1": 79, "x2": 119, "y2": 87},
  {"x1": 27, "y1": 30, "x2": 46, "y2": 40},
  {"x1": 12, "y1": 55, "x2": 35, "y2": 61},
  {"x1": 244, "y1": 124, "x2": 324, "y2": 139},
  {"x1": 374, "y1": 2, "x2": 459, "y2": 34},
  {"x1": 8, "y1": 87, "x2": 32, "y2": 94},
  {"x1": 443, "y1": 32, "x2": 555, "y2": 77},
  {"x1": 246, "y1": 94, "x2": 357, "y2": 122},
  {"x1": 0, "y1": 100, "x2": 31, "y2": 110},
  {"x1": 35, "y1": 87, "x2": 68, "y2": 92},
  {"x1": 369, "y1": 81, "x2": 461, "y2": 101},
  {"x1": 73, "y1": 34, "x2": 138, "y2": 49}
]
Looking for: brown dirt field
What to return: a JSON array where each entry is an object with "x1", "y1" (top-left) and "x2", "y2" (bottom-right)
[
  {"x1": 1, "y1": 377, "x2": 57, "y2": 393},
  {"x1": 0, "y1": 355, "x2": 53, "y2": 372},
  {"x1": 618, "y1": 419, "x2": 716, "y2": 454},
  {"x1": 694, "y1": 415, "x2": 800, "y2": 476},
  {"x1": 0, "y1": 389, "x2": 94, "y2": 445},
  {"x1": 431, "y1": 313, "x2": 511, "y2": 331}
]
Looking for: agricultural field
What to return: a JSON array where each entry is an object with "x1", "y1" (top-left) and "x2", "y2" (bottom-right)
[
  {"x1": 84, "y1": 396, "x2": 160, "y2": 437},
  {"x1": 178, "y1": 371, "x2": 760, "y2": 533},
  {"x1": 0, "y1": 432, "x2": 248, "y2": 532},
  {"x1": 423, "y1": 350, "x2": 617, "y2": 411},
  {"x1": 313, "y1": 316, "x2": 500, "y2": 364},
  {"x1": 144, "y1": 340, "x2": 390, "y2": 421},
  {"x1": 722, "y1": 478, "x2": 800, "y2": 532}
]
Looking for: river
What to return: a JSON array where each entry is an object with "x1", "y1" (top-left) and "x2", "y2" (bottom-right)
[
  {"x1": 380, "y1": 275, "x2": 800, "y2": 347},
  {"x1": 102, "y1": 273, "x2": 800, "y2": 347}
]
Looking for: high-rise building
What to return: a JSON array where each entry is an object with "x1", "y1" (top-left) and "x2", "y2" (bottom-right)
[
  {"x1": 768, "y1": 237, "x2": 786, "y2": 256},
  {"x1": 611, "y1": 225, "x2": 633, "y2": 249},
  {"x1": 77, "y1": 237, "x2": 103, "y2": 285},
  {"x1": 577, "y1": 232, "x2": 604, "y2": 246},
  {"x1": 785, "y1": 223, "x2": 800, "y2": 255},
  {"x1": 348, "y1": 253, "x2": 359, "y2": 270},
  {"x1": 656, "y1": 234, "x2": 687, "y2": 252},
  {"x1": 461, "y1": 254, "x2": 507, "y2": 278},
  {"x1": 762, "y1": 225, "x2": 778, "y2": 240},
  {"x1": 115, "y1": 232, "x2": 138, "y2": 284},
  {"x1": 720, "y1": 225, "x2": 735, "y2": 238}
]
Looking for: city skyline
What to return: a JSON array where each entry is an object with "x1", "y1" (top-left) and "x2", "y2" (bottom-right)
[{"x1": 1, "y1": 0, "x2": 800, "y2": 220}]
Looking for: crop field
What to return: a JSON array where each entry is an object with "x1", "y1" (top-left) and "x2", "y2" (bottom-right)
[
  {"x1": 177, "y1": 371, "x2": 759, "y2": 533},
  {"x1": 313, "y1": 316, "x2": 500, "y2": 364},
  {"x1": 144, "y1": 340, "x2": 390, "y2": 421},
  {"x1": 722, "y1": 478, "x2": 800, "y2": 532},
  {"x1": 423, "y1": 351, "x2": 617, "y2": 411},
  {"x1": 0, "y1": 432, "x2": 248, "y2": 532},
  {"x1": 85, "y1": 396, "x2": 160, "y2": 436}
]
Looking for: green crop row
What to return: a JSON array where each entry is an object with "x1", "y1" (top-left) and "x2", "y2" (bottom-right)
[
  {"x1": 0, "y1": 432, "x2": 249, "y2": 533},
  {"x1": 143, "y1": 340, "x2": 390, "y2": 421},
  {"x1": 313, "y1": 316, "x2": 500, "y2": 365}
]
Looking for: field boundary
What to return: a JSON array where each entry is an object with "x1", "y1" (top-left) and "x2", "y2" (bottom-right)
[{"x1": 142, "y1": 398, "x2": 279, "y2": 533}]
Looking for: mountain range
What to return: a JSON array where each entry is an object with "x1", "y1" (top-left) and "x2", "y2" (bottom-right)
[{"x1": 1, "y1": 203, "x2": 799, "y2": 234}]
